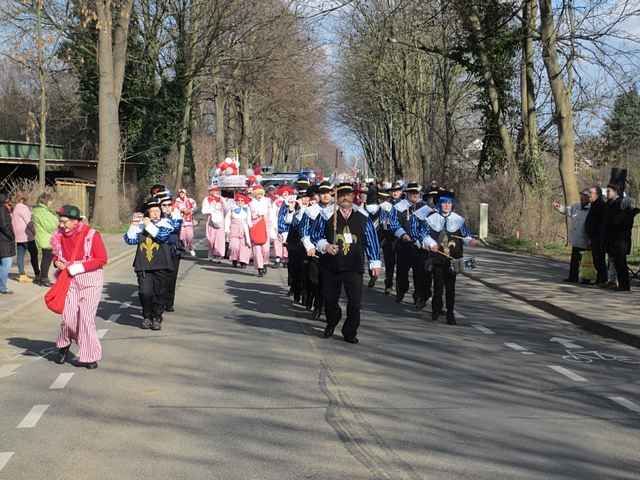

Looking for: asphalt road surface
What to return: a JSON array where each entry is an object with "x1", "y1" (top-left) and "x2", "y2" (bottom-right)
[{"x1": 0, "y1": 240, "x2": 639, "y2": 479}]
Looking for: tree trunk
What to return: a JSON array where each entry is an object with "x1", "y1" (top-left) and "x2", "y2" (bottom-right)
[
  {"x1": 538, "y1": 0, "x2": 579, "y2": 204},
  {"x1": 215, "y1": 85, "x2": 226, "y2": 163},
  {"x1": 93, "y1": 0, "x2": 134, "y2": 228},
  {"x1": 457, "y1": 2, "x2": 515, "y2": 166},
  {"x1": 175, "y1": 75, "x2": 193, "y2": 191},
  {"x1": 35, "y1": 0, "x2": 46, "y2": 190}
]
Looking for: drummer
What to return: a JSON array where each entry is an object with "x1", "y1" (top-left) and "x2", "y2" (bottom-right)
[{"x1": 410, "y1": 192, "x2": 477, "y2": 325}]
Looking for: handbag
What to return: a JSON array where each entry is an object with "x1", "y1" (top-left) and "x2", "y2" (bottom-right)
[
  {"x1": 249, "y1": 217, "x2": 268, "y2": 245},
  {"x1": 44, "y1": 227, "x2": 88, "y2": 314}
]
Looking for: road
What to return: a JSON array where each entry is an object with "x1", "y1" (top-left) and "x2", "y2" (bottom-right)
[{"x1": 0, "y1": 239, "x2": 638, "y2": 479}]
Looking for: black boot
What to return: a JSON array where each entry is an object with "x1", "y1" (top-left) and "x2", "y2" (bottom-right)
[
  {"x1": 415, "y1": 298, "x2": 426, "y2": 311},
  {"x1": 446, "y1": 311, "x2": 456, "y2": 325},
  {"x1": 258, "y1": 268, "x2": 265, "y2": 277},
  {"x1": 141, "y1": 317, "x2": 152, "y2": 330},
  {"x1": 232, "y1": 260, "x2": 238, "y2": 268},
  {"x1": 165, "y1": 305, "x2": 175, "y2": 312},
  {"x1": 55, "y1": 345, "x2": 70, "y2": 365},
  {"x1": 384, "y1": 286, "x2": 392, "y2": 295},
  {"x1": 367, "y1": 277, "x2": 376, "y2": 288},
  {"x1": 323, "y1": 325, "x2": 335, "y2": 338},
  {"x1": 151, "y1": 316, "x2": 162, "y2": 331},
  {"x1": 431, "y1": 310, "x2": 441, "y2": 322}
]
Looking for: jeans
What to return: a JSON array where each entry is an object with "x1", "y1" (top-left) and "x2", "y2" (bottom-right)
[
  {"x1": 0, "y1": 256, "x2": 12, "y2": 292},
  {"x1": 16, "y1": 241, "x2": 40, "y2": 276}
]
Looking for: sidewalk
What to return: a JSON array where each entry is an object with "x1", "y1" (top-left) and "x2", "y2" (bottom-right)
[
  {"x1": 466, "y1": 246, "x2": 640, "y2": 348},
  {"x1": 0, "y1": 233, "x2": 133, "y2": 321}
]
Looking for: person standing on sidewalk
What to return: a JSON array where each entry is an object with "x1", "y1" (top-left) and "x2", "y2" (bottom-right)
[
  {"x1": 553, "y1": 190, "x2": 591, "y2": 284},
  {"x1": 53, "y1": 205, "x2": 108, "y2": 369},
  {"x1": 603, "y1": 183, "x2": 639, "y2": 292},
  {"x1": 0, "y1": 194, "x2": 15, "y2": 294},
  {"x1": 11, "y1": 193, "x2": 40, "y2": 283},
  {"x1": 31, "y1": 193, "x2": 59, "y2": 287},
  {"x1": 585, "y1": 186, "x2": 608, "y2": 285}
]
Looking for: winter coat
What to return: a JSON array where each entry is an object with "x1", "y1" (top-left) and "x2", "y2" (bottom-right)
[
  {"x1": 0, "y1": 195, "x2": 16, "y2": 258},
  {"x1": 585, "y1": 197, "x2": 606, "y2": 244},
  {"x1": 11, "y1": 202, "x2": 34, "y2": 243},
  {"x1": 31, "y1": 203, "x2": 59, "y2": 250},
  {"x1": 555, "y1": 202, "x2": 590, "y2": 249},
  {"x1": 604, "y1": 197, "x2": 639, "y2": 255}
]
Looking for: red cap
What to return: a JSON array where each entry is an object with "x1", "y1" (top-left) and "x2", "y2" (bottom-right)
[
  {"x1": 235, "y1": 193, "x2": 251, "y2": 204},
  {"x1": 276, "y1": 185, "x2": 295, "y2": 197}
]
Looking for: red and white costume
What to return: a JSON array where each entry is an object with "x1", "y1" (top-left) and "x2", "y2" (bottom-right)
[
  {"x1": 175, "y1": 190, "x2": 197, "y2": 253},
  {"x1": 201, "y1": 189, "x2": 227, "y2": 259},
  {"x1": 225, "y1": 195, "x2": 251, "y2": 265},
  {"x1": 249, "y1": 193, "x2": 272, "y2": 270},
  {"x1": 271, "y1": 185, "x2": 294, "y2": 262},
  {"x1": 52, "y1": 223, "x2": 107, "y2": 364}
]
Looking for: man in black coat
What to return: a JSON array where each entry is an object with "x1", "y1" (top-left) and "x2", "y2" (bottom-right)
[
  {"x1": 0, "y1": 194, "x2": 16, "y2": 294},
  {"x1": 603, "y1": 184, "x2": 639, "y2": 292},
  {"x1": 584, "y1": 186, "x2": 608, "y2": 285}
]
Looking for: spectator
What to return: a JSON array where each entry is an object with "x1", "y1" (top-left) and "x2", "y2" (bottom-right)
[
  {"x1": 11, "y1": 193, "x2": 40, "y2": 283},
  {"x1": 584, "y1": 186, "x2": 608, "y2": 285},
  {"x1": 603, "y1": 184, "x2": 639, "y2": 292},
  {"x1": 553, "y1": 190, "x2": 591, "y2": 284},
  {"x1": 0, "y1": 194, "x2": 15, "y2": 294},
  {"x1": 31, "y1": 193, "x2": 59, "y2": 287}
]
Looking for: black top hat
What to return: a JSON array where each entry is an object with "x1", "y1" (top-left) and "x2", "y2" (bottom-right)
[
  {"x1": 336, "y1": 183, "x2": 354, "y2": 194},
  {"x1": 318, "y1": 181, "x2": 334, "y2": 193},
  {"x1": 405, "y1": 182, "x2": 422, "y2": 193},
  {"x1": 366, "y1": 186, "x2": 378, "y2": 204},
  {"x1": 609, "y1": 168, "x2": 627, "y2": 194},
  {"x1": 57, "y1": 205, "x2": 82, "y2": 220},
  {"x1": 389, "y1": 181, "x2": 403, "y2": 191},
  {"x1": 144, "y1": 197, "x2": 161, "y2": 210}
]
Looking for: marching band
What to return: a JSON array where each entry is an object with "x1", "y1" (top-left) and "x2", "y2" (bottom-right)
[{"x1": 123, "y1": 175, "x2": 478, "y2": 343}]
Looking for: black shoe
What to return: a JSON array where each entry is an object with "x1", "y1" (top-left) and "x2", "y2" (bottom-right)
[
  {"x1": 415, "y1": 298, "x2": 427, "y2": 311},
  {"x1": 258, "y1": 269, "x2": 265, "y2": 277},
  {"x1": 78, "y1": 361, "x2": 98, "y2": 369},
  {"x1": 323, "y1": 326, "x2": 335, "y2": 338},
  {"x1": 395, "y1": 293, "x2": 404, "y2": 304},
  {"x1": 233, "y1": 261, "x2": 238, "y2": 267},
  {"x1": 446, "y1": 312, "x2": 457, "y2": 325},
  {"x1": 563, "y1": 278, "x2": 579, "y2": 284},
  {"x1": 165, "y1": 306, "x2": 175, "y2": 312},
  {"x1": 55, "y1": 346, "x2": 70, "y2": 365},
  {"x1": 431, "y1": 310, "x2": 441, "y2": 322},
  {"x1": 141, "y1": 318, "x2": 152, "y2": 329},
  {"x1": 344, "y1": 337, "x2": 359, "y2": 344},
  {"x1": 40, "y1": 279, "x2": 52, "y2": 288},
  {"x1": 263, "y1": 266, "x2": 268, "y2": 274},
  {"x1": 367, "y1": 277, "x2": 376, "y2": 288},
  {"x1": 151, "y1": 317, "x2": 162, "y2": 331}
]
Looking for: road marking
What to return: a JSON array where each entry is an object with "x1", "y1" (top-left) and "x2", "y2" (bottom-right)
[
  {"x1": 17, "y1": 405, "x2": 49, "y2": 428},
  {"x1": 550, "y1": 337, "x2": 583, "y2": 349},
  {"x1": 608, "y1": 396, "x2": 640, "y2": 413},
  {"x1": 96, "y1": 329, "x2": 108, "y2": 339},
  {"x1": 49, "y1": 373, "x2": 74, "y2": 390},
  {"x1": 505, "y1": 342, "x2": 527, "y2": 352},
  {"x1": 548, "y1": 365, "x2": 588, "y2": 382},
  {"x1": 0, "y1": 452, "x2": 14, "y2": 472},
  {"x1": 119, "y1": 302, "x2": 131, "y2": 310},
  {"x1": 472, "y1": 324, "x2": 495, "y2": 335},
  {"x1": 0, "y1": 363, "x2": 21, "y2": 379},
  {"x1": 107, "y1": 313, "x2": 120, "y2": 323}
]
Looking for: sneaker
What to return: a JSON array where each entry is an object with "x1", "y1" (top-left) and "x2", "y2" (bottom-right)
[{"x1": 18, "y1": 274, "x2": 33, "y2": 283}]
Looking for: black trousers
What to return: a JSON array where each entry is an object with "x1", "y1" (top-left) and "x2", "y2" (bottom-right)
[
  {"x1": 322, "y1": 269, "x2": 362, "y2": 340},
  {"x1": 608, "y1": 244, "x2": 630, "y2": 290},
  {"x1": 569, "y1": 247, "x2": 584, "y2": 282},
  {"x1": 288, "y1": 245, "x2": 306, "y2": 300},
  {"x1": 167, "y1": 254, "x2": 181, "y2": 309},
  {"x1": 381, "y1": 233, "x2": 396, "y2": 289},
  {"x1": 591, "y1": 240, "x2": 607, "y2": 284},
  {"x1": 432, "y1": 264, "x2": 456, "y2": 315},
  {"x1": 396, "y1": 241, "x2": 430, "y2": 301},
  {"x1": 40, "y1": 248, "x2": 53, "y2": 281},
  {"x1": 137, "y1": 269, "x2": 173, "y2": 319}
]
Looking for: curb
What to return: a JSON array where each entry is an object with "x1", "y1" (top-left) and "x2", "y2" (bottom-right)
[
  {"x1": 0, "y1": 248, "x2": 133, "y2": 324},
  {"x1": 464, "y1": 272, "x2": 640, "y2": 350}
]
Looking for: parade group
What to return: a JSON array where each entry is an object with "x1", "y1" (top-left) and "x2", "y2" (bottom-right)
[
  {"x1": 0, "y1": 173, "x2": 478, "y2": 370},
  {"x1": 124, "y1": 175, "x2": 478, "y2": 347}
]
